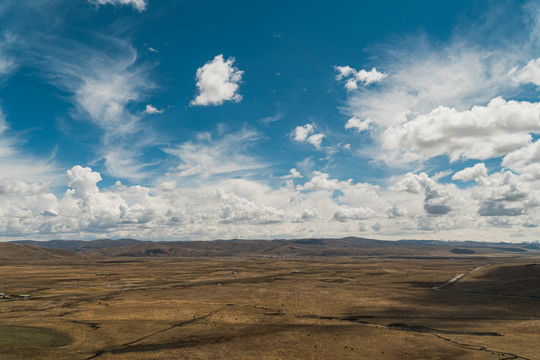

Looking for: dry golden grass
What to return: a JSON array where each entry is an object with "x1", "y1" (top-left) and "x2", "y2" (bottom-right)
[{"x1": 0, "y1": 256, "x2": 539, "y2": 359}]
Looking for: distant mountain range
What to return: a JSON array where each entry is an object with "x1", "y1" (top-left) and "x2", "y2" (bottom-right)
[
  {"x1": 0, "y1": 242, "x2": 86, "y2": 261},
  {"x1": 9, "y1": 237, "x2": 540, "y2": 259}
]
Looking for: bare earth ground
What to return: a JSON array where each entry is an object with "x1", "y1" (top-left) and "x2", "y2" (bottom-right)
[{"x1": 0, "y1": 256, "x2": 539, "y2": 359}]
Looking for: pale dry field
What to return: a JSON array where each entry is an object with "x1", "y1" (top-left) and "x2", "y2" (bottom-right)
[{"x1": 0, "y1": 256, "x2": 539, "y2": 359}]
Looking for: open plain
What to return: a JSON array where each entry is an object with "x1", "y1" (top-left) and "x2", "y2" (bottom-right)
[{"x1": 0, "y1": 240, "x2": 539, "y2": 359}]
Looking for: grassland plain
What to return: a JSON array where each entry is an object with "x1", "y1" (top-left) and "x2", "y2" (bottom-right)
[{"x1": 0, "y1": 254, "x2": 539, "y2": 359}]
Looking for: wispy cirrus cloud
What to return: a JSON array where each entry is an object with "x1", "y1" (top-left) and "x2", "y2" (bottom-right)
[
  {"x1": 88, "y1": 0, "x2": 148, "y2": 12},
  {"x1": 0, "y1": 39, "x2": 60, "y2": 185},
  {"x1": 0, "y1": 0, "x2": 159, "y2": 181},
  {"x1": 26, "y1": 36, "x2": 158, "y2": 180},
  {"x1": 164, "y1": 129, "x2": 268, "y2": 180},
  {"x1": 0, "y1": 114, "x2": 60, "y2": 184}
]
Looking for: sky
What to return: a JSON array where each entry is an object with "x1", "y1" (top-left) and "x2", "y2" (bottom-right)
[{"x1": 0, "y1": 0, "x2": 539, "y2": 242}]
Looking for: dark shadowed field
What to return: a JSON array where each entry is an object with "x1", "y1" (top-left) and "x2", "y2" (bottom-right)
[{"x1": 0, "y1": 241, "x2": 539, "y2": 359}]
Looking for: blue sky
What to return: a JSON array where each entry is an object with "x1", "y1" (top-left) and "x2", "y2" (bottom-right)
[{"x1": 0, "y1": 0, "x2": 539, "y2": 242}]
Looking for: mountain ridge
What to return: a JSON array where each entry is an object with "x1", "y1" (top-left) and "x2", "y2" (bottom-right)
[{"x1": 10, "y1": 237, "x2": 540, "y2": 258}]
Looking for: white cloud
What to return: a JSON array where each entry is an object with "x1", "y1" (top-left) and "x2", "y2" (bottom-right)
[
  {"x1": 32, "y1": 37, "x2": 157, "y2": 180},
  {"x1": 0, "y1": 56, "x2": 14, "y2": 76},
  {"x1": 474, "y1": 171, "x2": 530, "y2": 203},
  {"x1": 345, "y1": 117, "x2": 371, "y2": 133},
  {"x1": 391, "y1": 172, "x2": 430, "y2": 194},
  {"x1": 281, "y1": 168, "x2": 302, "y2": 179},
  {"x1": 0, "y1": 111, "x2": 61, "y2": 185},
  {"x1": 292, "y1": 208, "x2": 318, "y2": 223},
  {"x1": 66, "y1": 165, "x2": 102, "y2": 196},
  {"x1": 0, "y1": 164, "x2": 537, "y2": 242},
  {"x1": 297, "y1": 171, "x2": 348, "y2": 191},
  {"x1": 345, "y1": 44, "x2": 518, "y2": 131},
  {"x1": 88, "y1": 0, "x2": 147, "y2": 12},
  {"x1": 0, "y1": 3, "x2": 157, "y2": 181},
  {"x1": 333, "y1": 206, "x2": 374, "y2": 222},
  {"x1": 257, "y1": 113, "x2": 282, "y2": 125},
  {"x1": 512, "y1": 58, "x2": 540, "y2": 86},
  {"x1": 306, "y1": 133, "x2": 324, "y2": 148},
  {"x1": 0, "y1": 2, "x2": 539, "y2": 242},
  {"x1": 191, "y1": 54, "x2": 243, "y2": 106},
  {"x1": 335, "y1": 66, "x2": 387, "y2": 90},
  {"x1": 502, "y1": 140, "x2": 540, "y2": 180},
  {"x1": 217, "y1": 189, "x2": 285, "y2": 225},
  {"x1": 293, "y1": 123, "x2": 314, "y2": 142},
  {"x1": 340, "y1": 18, "x2": 540, "y2": 166},
  {"x1": 0, "y1": 178, "x2": 49, "y2": 196},
  {"x1": 386, "y1": 206, "x2": 407, "y2": 218},
  {"x1": 165, "y1": 130, "x2": 267, "y2": 179},
  {"x1": 452, "y1": 163, "x2": 488, "y2": 182},
  {"x1": 292, "y1": 124, "x2": 325, "y2": 149},
  {"x1": 392, "y1": 172, "x2": 457, "y2": 216},
  {"x1": 478, "y1": 201, "x2": 525, "y2": 217},
  {"x1": 383, "y1": 97, "x2": 540, "y2": 163},
  {"x1": 144, "y1": 104, "x2": 163, "y2": 114}
]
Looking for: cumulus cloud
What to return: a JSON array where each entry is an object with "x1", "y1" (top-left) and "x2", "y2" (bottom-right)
[
  {"x1": 281, "y1": 168, "x2": 302, "y2": 179},
  {"x1": 292, "y1": 208, "x2": 318, "y2": 223},
  {"x1": 423, "y1": 185, "x2": 453, "y2": 215},
  {"x1": 383, "y1": 98, "x2": 540, "y2": 163},
  {"x1": 191, "y1": 55, "x2": 243, "y2": 106},
  {"x1": 512, "y1": 58, "x2": 540, "y2": 86},
  {"x1": 88, "y1": 0, "x2": 147, "y2": 12},
  {"x1": 478, "y1": 201, "x2": 525, "y2": 217},
  {"x1": 59, "y1": 166, "x2": 130, "y2": 230},
  {"x1": 66, "y1": 165, "x2": 101, "y2": 196},
  {"x1": 297, "y1": 171, "x2": 348, "y2": 191},
  {"x1": 217, "y1": 189, "x2": 285, "y2": 225},
  {"x1": 345, "y1": 117, "x2": 371, "y2": 133},
  {"x1": 292, "y1": 124, "x2": 325, "y2": 148},
  {"x1": 333, "y1": 206, "x2": 374, "y2": 222},
  {"x1": 475, "y1": 171, "x2": 529, "y2": 203},
  {"x1": 452, "y1": 163, "x2": 488, "y2": 182},
  {"x1": 386, "y1": 206, "x2": 407, "y2": 218},
  {"x1": 0, "y1": 178, "x2": 49, "y2": 196},
  {"x1": 293, "y1": 124, "x2": 313, "y2": 142},
  {"x1": 502, "y1": 140, "x2": 540, "y2": 180},
  {"x1": 391, "y1": 172, "x2": 430, "y2": 194},
  {"x1": 335, "y1": 66, "x2": 387, "y2": 90},
  {"x1": 0, "y1": 163, "x2": 536, "y2": 242},
  {"x1": 340, "y1": 8, "x2": 540, "y2": 168},
  {"x1": 297, "y1": 172, "x2": 381, "y2": 218},
  {"x1": 392, "y1": 172, "x2": 456, "y2": 216},
  {"x1": 144, "y1": 104, "x2": 163, "y2": 114}
]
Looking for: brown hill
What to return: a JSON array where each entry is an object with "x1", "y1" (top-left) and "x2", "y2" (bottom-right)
[
  {"x1": 10, "y1": 237, "x2": 540, "y2": 258},
  {"x1": 0, "y1": 243, "x2": 84, "y2": 261},
  {"x1": 451, "y1": 263, "x2": 540, "y2": 297},
  {"x1": 77, "y1": 238, "x2": 540, "y2": 258}
]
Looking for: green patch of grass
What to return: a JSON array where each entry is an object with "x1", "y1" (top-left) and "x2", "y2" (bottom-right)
[{"x1": 0, "y1": 325, "x2": 71, "y2": 350}]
